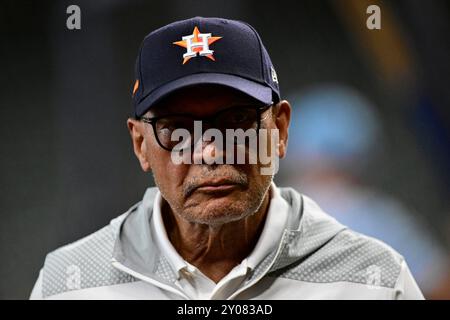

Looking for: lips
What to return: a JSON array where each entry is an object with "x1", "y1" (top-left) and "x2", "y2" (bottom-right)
[
  {"x1": 197, "y1": 179, "x2": 238, "y2": 188},
  {"x1": 187, "y1": 179, "x2": 243, "y2": 196}
]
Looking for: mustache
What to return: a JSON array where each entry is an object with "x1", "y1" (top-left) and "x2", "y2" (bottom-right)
[{"x1": 183, "y1": 166, "x2": 248, "y2": 198}]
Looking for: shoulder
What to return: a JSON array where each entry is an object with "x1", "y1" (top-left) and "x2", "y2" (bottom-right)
[
  {"x1": 274, "y1": 192, "x2": 405, "y2": 289},
  {"x1": 40, "y1": 205, "x2": 138, "y2": 298},
  {"x1": 276, "y1": 228, "x2": 405, "y2": 289}
]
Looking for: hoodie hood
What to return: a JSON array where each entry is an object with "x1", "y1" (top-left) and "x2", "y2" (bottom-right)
[{"x1": 269, "y1": 188, "x2": 347, "y2": 271}]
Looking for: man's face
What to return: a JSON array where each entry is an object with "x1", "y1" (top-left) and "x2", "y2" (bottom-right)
[{"x1": 128, "y1": 85, "x2": 290, "y2": 226}]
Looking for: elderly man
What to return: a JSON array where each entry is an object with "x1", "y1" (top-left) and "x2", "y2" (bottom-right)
[{"x1": 30, "y1": 17, "x2": 423, "y2": 299}]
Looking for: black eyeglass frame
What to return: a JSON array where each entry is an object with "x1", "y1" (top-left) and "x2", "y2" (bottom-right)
[{"x1": 138, "y1": 103, "x2": 273, "y2": 151}]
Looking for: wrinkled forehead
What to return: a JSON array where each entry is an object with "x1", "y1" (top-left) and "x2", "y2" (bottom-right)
[{"x1": 147, "y1": 84, "x2": 261, "y2": 117}]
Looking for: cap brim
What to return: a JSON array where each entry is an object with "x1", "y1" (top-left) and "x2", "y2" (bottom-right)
[{"x1": 135, "y1": 73, "x2": 273, "y2": 117}]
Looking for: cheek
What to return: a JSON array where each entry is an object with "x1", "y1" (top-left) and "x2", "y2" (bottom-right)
[
  {"x1": 258, "y1": 121, "x2": 279, "y2": 161},
  {"x1": 147, "y1": 145, "x2": 189, "y2": 204},
  {"x1": 151, "y1": 153, "x2": 186, "y2": 186}
]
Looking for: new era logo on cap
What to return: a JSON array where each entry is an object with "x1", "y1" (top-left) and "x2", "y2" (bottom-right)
[{"x1": 132, "y1": 17, "x2": 280, "y2": 117}]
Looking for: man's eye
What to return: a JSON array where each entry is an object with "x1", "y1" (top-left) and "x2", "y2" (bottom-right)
[
  {"x1": 230, "y1": 112, "x2": 251, "y2": 123},
  {"x1": 156, "y1": 122, "x2": 177, "y2": 135},
  {"x1": 159, "y1": 126, "x2": 173, "y2": 132},
  {"x1": 222, "y1": 112, "x2": 251, "y2": 124}
]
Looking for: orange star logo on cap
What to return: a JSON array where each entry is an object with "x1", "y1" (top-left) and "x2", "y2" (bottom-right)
[{"x1": 173, "y1": 26, "x2": 222, "y2": 64}]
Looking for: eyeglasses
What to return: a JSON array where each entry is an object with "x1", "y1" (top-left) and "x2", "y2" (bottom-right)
[{"x1": 139, "y1": 104, "x2": 272, "y2": 151}]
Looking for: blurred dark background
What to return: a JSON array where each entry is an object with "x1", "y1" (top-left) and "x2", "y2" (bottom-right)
[{"x1": 1, "y1": 0, "x2": 449, "y2": 299}]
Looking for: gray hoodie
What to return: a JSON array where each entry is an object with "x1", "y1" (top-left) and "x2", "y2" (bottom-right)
[{"x1": 30, "y1": 187, "x2": 424, "y2": 299}]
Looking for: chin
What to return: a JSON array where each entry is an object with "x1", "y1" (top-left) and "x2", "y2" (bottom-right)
[{"x1": 184, "y1": 200, "x2": 253, "y2": 226}]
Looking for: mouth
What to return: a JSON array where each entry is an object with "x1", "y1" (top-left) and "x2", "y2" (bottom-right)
[{"x1": 188, "y1": 179, "x2": 244, "y2": 196}]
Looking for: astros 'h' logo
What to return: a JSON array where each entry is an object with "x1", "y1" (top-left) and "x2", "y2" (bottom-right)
[{"x1": 173, "y1": 26, "x2": 222, "y2": 64}]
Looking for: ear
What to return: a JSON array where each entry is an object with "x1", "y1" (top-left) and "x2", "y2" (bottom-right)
[
  {"x1": 127, "y1": 118, "x2": 152, "y2": 172},
  {"x1": 273, "y1": 100, "x2": 291, "y2": 159}
]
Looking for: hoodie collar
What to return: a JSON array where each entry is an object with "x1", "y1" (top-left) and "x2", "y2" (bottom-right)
[{"x1": 150, "y1": 183, "x2": 291, "y2": 277}]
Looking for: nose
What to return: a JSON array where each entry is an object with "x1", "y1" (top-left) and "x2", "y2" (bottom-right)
[{"x1": 192, "y1": 132, "x2": 226, "y2": 165}]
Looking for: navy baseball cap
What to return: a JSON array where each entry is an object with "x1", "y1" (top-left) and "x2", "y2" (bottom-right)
[{"x1": 132, "y1": 17, "x2": 281, "y2": 117}]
